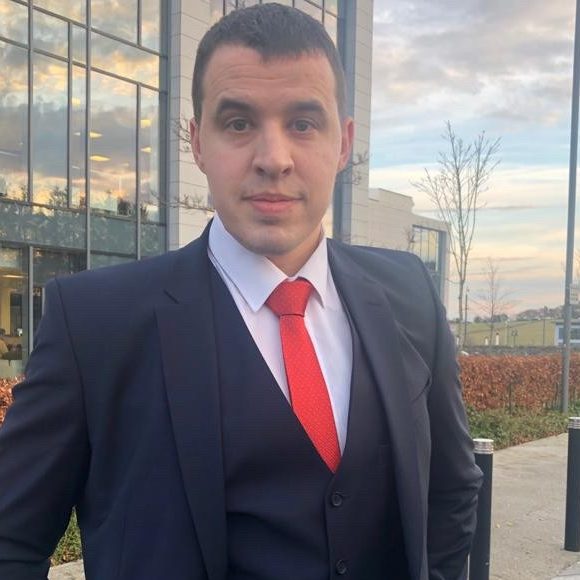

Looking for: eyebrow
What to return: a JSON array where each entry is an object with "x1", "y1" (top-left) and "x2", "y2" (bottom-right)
[
  {"x1": 214, "y1": 98, "x2": 255, "y2": 119},
  {"x1": 213, "y1": 98, "x2": 328, "y2": 119}
]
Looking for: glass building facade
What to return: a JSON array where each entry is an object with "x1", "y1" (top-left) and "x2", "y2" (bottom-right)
[
  {"x1": 412, "y1": 225, "x2": 446, "y2": 296},
  {"x1": 210, "y1": 1, "x2": 338, "y2": 43},
  {"x1": 0, "y1": 0, "x2": 374, "y2": 376},
  {"x1": 0, "y1": 0, "x2": 167, "y2": 375}
]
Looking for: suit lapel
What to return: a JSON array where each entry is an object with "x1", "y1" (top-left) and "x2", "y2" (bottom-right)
[
  {"x1": 328, "y1": 242, "x2": 425, "y2": 580},
  {"x1": 156, "y1": 227, "x2": 227, "y2": 580}
]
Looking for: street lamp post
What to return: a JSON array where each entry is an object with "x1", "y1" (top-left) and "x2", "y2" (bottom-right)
[{"x1": 562, "y1": 0, "x2": 580, "y2": 414}]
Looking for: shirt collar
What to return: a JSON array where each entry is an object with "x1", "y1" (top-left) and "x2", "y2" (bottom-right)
[{"x1": 208, "y1": 214, "x2": 329, "y2": 313}]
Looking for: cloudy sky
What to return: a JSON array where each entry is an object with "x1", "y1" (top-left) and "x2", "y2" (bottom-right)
[{"x1": 369, "y1": 0, "x2": 577, "y2": 318}]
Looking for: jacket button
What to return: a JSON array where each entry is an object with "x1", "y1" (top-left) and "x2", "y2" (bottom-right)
[
  {"x1": 335, "y1": 559, "x2": 348, "y2": 575},
  {"x1": 331, "y1": 492, "x2": 344, "y2": 507}
]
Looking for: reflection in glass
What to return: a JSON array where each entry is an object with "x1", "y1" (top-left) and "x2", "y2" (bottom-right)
[
  {"x1": 140, "y1": 87, "x2": 161, "y2": 223},
  {"x1": 72, "y1": 25, "x2": 86, "y2": 63},
  {"x1": 32, "y1": 54, "x2": 68, "y2": 206},
  {"x1": 325, "y1": 0, "x2": 338, "y2": 14},
  {"x1": 33, "y1": 10, "x2": 68, "y2": 58},
  {"x1": 324, "y1": 12, "x2": 337, "y2": 45},
  {"x1": 141, "y1": 223, "x2": 165, "y2": 257},
  {"x1": 0, "y1": 40, "x2": 28, "y2": 201},
  {"x1": 32, "y1": 248, "x2": 86, "y2": 335},
  {"x1": 263, "y1": 0, "x2": 293, "y2": 5},
  {"x1": 0, "y1": 245, "x2": 28, "y2": 376},
  {"x1": 91, "y1": 252, "x2": 133, "y2": 269},
  {"x1": 91, "y1": 214, "x2": 136, "y2": 255},
  {"x1": 295, "y1": 0, "x2": 322, "y2": 21},
  {"x1": 90, "y1": 71, "x2": 136, "y2": 216},
  {"x1": 210, "y1": 0, "x2": 223, "y2": 23},
  {"x1": 141, "y1": 0, "x2": 160, "y2": 51},
  {"x1": 71, "y1": 66, "x2": 86, "y2": 208},
  {"x1": 0, "y1": 201, "x2": 86, "y2": 249},
  {"x1": 92, "y1": 31, "x2": 160, "y2": 88},
  {"x1": 34, "y1": 0, "x2": 86, "y2": 24},
  {"x1": 0, "y1": 0, "x2": 28, "y2": 45},
  {"x1": 92, "y1": 0, "x2": 137, "y2": 44}
]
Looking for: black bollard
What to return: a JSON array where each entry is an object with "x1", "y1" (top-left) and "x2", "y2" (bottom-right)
[
  {"x1": 565, "y1": 417, "x2": 580, "y2": 551},
  {"x1": 469, "y1": 438, "x2": 494, "y2": 580}
]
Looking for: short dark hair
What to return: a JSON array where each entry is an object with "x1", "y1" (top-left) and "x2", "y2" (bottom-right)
[{"x1": 192, "y1": 3, "x2": 347, "y2": 123}]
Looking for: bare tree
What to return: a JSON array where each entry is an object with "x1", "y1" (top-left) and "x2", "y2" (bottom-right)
[
  {"x1": 473, "y1": 258, "x2": 515, "y2": 345},
  {"x1": 413, "y1": 121, "x2": 500, "y2": 344}
]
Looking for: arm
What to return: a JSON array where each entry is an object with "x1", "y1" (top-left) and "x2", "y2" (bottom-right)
[
  {"x1": 0, "y1": 279, "x2": 89, "y2": 580},
  {"x1": 420, "y1": 265, "x2": 483, "y2": 580}
]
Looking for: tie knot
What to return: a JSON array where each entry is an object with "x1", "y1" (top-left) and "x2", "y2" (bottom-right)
[{"x1": 266, "y1": 279, "x2": 313, "y2": 318}]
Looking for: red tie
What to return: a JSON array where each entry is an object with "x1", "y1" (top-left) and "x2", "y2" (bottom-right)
[{"x1": 266, "y1": 279, "x2": 340, "y2": 472}]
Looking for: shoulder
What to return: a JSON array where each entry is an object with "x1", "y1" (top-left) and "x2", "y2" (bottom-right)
[{"x1": 328, "y1": 239, "x2": 430, "y2": 288}]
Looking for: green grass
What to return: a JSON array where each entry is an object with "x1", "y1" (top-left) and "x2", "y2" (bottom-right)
[
  {"x1": 452, "y1": 320, "x2": 557, "y2": 347},
  {"x1": 51, "y1": 510, "x2": 82, "y2": 566},
  {"x1": 467, "y1": 404, "x2": 580, "y2": 450}
]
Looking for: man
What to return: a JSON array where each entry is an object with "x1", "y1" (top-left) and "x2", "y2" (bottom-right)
[{"x1": 0, "y1": 4, "x2": 482, "y2": 580}]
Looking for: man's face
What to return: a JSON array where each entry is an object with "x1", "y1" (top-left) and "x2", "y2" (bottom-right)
[{"x1": 190, "y1": 45, "x2": 353, "y2": 274}]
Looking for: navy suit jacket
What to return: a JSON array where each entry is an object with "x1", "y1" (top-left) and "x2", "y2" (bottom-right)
[{"x1": 0, "y1": 227, "x2": 482, "y2": 580}]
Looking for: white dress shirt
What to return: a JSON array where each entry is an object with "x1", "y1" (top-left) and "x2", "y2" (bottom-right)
[{"x1": 208, "y1": 215, "x2": 353, "y2": 452}]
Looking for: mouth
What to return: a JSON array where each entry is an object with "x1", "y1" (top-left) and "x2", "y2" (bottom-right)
[{"x1": 245, "y1": 193, "x2": 300, "y2": 214}]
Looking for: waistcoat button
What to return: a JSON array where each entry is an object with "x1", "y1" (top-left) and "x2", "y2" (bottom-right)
[
  {"x1": 335, "y1": 559, "x2": 348, "y2": 575},
  {"x1": 330, "y1": 491, "x2": 344, "y2": 507}
]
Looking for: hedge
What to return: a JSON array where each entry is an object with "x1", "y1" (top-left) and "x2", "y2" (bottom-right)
[
  {"x1": 0, "y1": 378, "x2": 13, "y2": 424},
  {"x1": 460, "y1": 353, "x2": 580, "y2": 411},
  {"x1": 2, "y1": 354, "x2": 580, "y2": 421}
]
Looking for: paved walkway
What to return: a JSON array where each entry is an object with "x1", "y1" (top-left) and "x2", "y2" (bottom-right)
[
  {"x1": 488, "y1": 434, "x2": 580, "y2": 580},
  {"x1": 49, "y1": 433, "x2": 580, "y2": 580}
]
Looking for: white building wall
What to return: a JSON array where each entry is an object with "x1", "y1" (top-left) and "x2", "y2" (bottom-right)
[
  {"x1": 168, "y1": 0, "x2": 213, "y2": 251},
  {"x1": 368, "y1": 188, "x2": 450, "y2": 308}
]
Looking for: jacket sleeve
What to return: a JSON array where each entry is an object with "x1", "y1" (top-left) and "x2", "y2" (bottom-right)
[
  {"x1": 417, "y1": 262, "x2": 483, "y2": 580},
  {"x1": 0, "y1": 279, "x2": 89, "y2": 580}
]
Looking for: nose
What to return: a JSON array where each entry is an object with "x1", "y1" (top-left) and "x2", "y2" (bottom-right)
[{"x1": 252, "y1": 122, "x2": 294, "y2": 179}]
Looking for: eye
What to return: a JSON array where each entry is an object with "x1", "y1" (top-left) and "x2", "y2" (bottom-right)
[
  {"x1": 226, "y1": 118, "x2": 250, "y2": 132},
  {"x1": 292, "y1": 119, "x2": 316, "y2": 132}
]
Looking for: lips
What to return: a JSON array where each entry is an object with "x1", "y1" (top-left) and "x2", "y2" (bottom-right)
[{"x1": 246, "y1": 193, "x2": 300, "y2": 214}]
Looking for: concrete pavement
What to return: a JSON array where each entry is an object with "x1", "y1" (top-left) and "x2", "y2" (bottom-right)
[
  {"x1": 49, "y1": 433, "x2": 580, "y2": 580},
  {"x1": 488, "y1": 433, "x2": 580, "y2": 580}
]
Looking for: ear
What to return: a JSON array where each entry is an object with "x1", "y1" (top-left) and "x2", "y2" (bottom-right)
[
  {"x1": 337, "y1": 116, "x2": 355, "y2": 173},
  {"x1": 189, "y1": 117, "x2": 205, "y2": 173}
]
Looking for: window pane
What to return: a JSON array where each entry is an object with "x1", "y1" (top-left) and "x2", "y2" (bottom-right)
[
  {"x1": 32, "y1": 53, "x2": 68, "y2": 206},
  {"x1": 0, "y1": 202, "x2": 86, "y2": 248},
  {"x1": 90, "y1": 252, "x2": 133, "y2": 269},
  {"x1": 90, "y1": 72, "x2": 137, "y2": 218},
  {"x1": 325, "y1": 0, "x2": 337, "y2": 14},
  {"x1": 91, "y1": 0, "x2": 137, "y2": 44},
  {"x1": 141, "y1": 223, "x2": 165, "y2": 257},
  {"x1": 71, "y1": 66, "x2": 86, "y2": 208},
  {"x1": 0, "y1": 245, "x2": 28, "y2": 376},
  {"x1": 0, "y1": 40, "x2": 28, "y2": 201},
  {"x1": 32, "y1": 248, "x2": 86, "y2": 335},
  {"x1": 0, "y1": 0, "x2": 28, "y2": 45},
  {"x1": 92, "y1": 31, "x2": 159, "y2": 88},
  {"x1": 140, "y1": 0, "x2": 160, "y2": 51},
  {"x1": 34, "y1": 0, "x2": 86, "y2": 23},
  {"x1": 324, "y1": 11, "x2": 337, "y2": 45},
  {"x1": 91, "y1": 213, "x2": 136, "y2": 255},
  {"x1": 33, "y1": 9, "x2": 68, "y2": 58},
  {"x1": 295, "y1": 0, "x2": 322, "y2": 21},
  {"x1": 210, "y1": 1, "x2": 223, "y2": 23},
  {"x1": 139, "y1": 87, "x2": 161, "y2": 223},
  {"x1": 72, "y1": 24, "x2": 86, "y2": 63}
]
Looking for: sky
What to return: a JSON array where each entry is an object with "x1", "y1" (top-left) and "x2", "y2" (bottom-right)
[{"x1": 369, "y1": 0, "x2": 578, "y2": 318}]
